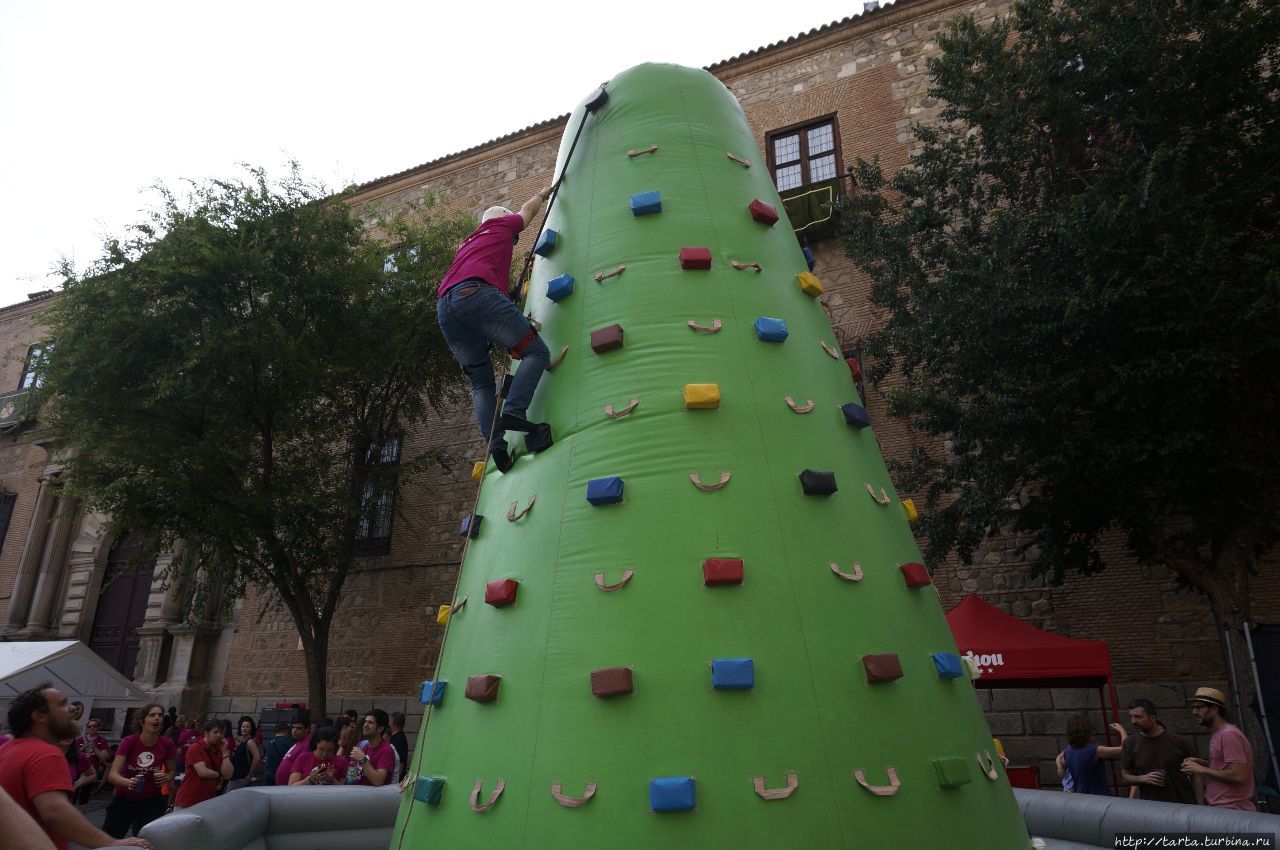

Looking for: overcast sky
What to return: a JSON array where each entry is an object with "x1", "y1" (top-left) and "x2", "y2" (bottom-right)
[{"x1": 0, "y1": 1, "x2": 891, "y2": 309}]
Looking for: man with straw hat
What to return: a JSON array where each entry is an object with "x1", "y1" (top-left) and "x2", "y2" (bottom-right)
[{"x1": 1182, "y1": 686, "x2": 1256, "y2": 810}]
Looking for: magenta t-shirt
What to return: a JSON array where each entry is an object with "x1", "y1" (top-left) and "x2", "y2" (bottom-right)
[
  {"x1": 438, "y1": 214, "x2": 524, "y2": 297},
  {"x1": 68, "y1": 750, "x2": 93, "y2": 783},
  {"x1": 275, "y1": 736, "x2": 311, "y2": 786},
  {"x1": 75, "y1": 735, "x2": 109, "y2": 769},
  {"x1": 113, "y1": 734, "x2": 176, "y2": 799},
  {"x1": 290, "y1": 750, "x2": 349, "y2": 785},
  {"x1": 358, "y1": 739, "x2": 396, "y2": 786}
]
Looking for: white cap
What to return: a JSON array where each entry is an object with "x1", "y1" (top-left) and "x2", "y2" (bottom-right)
[{"x1": 481, "y1": 206, "x2": 513, "y2": 223}]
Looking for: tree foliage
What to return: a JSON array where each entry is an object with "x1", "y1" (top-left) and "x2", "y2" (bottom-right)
[
  {"x1": 840, "y1": 0, "x2": 1280, "y2": 623},
  {"x1": 42, "y1": 165, "x2": 474, "y2": 709}
]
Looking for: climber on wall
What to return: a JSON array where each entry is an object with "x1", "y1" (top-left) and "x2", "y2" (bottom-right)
[{"x1": 437, "y1": 187, "x2": 555, "y2": 472}]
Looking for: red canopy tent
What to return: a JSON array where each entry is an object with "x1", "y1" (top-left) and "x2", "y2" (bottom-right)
[{"x1": 946, "y1": 594, "x2": 1122, "y2": 789}]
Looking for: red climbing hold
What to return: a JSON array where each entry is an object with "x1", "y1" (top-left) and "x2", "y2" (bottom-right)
[
  {"x1": 748, "y1": 199, "x2": 779, "y2": 226},
  {"x1": 702, "y1": 558, "x2": 744, "y2": 586},
  {"x1": 679, "y1": 246, "x2": 712, "y2": 270},
  {"x1": 484, "y1": 579, "x2": 519, "y2": 607},
  {"x1": 900, "y1": 562, "x2": 932, "y2": 588}
]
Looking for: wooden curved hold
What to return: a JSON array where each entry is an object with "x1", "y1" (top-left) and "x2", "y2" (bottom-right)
[
  {"x1": 731, "y1": 259, "x2": 762, "y2": 272},
  {"x1": 604, "y1": 399, "x2": 639, "y2": 419},
  {"x1": 753, "y1": 773, "x2": 799, "y2": 800},
  {"x1": 470, "y1": 778, "x2": 506, "y2": 813},
  {"x1": 785, "y1": 396, "x2": 814, "y2": 414},
  {"x1": 546, "y1": 345, "x2": 569, "y2": 372},
  {"x1": 594, "y1": 570, "x2": 635, "y2": 592},
  {"x1": 866, "y1": 483, "x2": 891, "y2": 506},
  {"x1": 820, "y1": 340, "x2": 840, "y2": 359},
  {"x1": 551, "y1": 781, "x2": 598, "y2": 808},
  {"x1": 690, "y1": 471, "x2": 731, "y2": 492},
  {"x1": 726, "y1": 150, "x2": 752, "y2": 168},
  {"x1": 628, "y1": 145, "x2": 659, "y2": 157},
  {"x1": 451, "y1": 594, "x2": 468, "y2": 614},
  {"x1": 976, "y1": 751, "x2": 999, "y2": 781},
  {"x1": 688, "y1": 319, "x2": 723, "y2": 334},
  {"x1": 594, "y1": 264, "x2": 627, "y2": 282},
  {"x1": 853, "y1": 767, "x2": 901, "y2": 797},
  {"x1": 506, "y1": 496, "x2": 536, "y2": 522},
  {"x1": 829, "y1": 562, "x2": 864, "y2": 582}
]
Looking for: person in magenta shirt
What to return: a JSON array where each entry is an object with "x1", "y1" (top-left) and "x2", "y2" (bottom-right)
[
  {"x1": 275, "y1": 711, "x2": 312, "y2": 786},
  {"x1": 348, "y1": 710, "x2": 397, "y2": 786},
  {"x1": 1182, "y1": 687, "x2": 1256, "y2": 810},
  {"x1": 437, "y1": 187, "x2": 554, "y2": 472},
  {"x1": 104, "y1": 704, "x2": 176, "y2": 839},
  {"x1": 73, "y1": 718, "x2": 111, "y2": 805},
  {"x1": 62, "y1": 740, "x2": 95, "y2": 803},
  {"x1": 287, "y1": 726, "x2": 348, "y2": 786}
]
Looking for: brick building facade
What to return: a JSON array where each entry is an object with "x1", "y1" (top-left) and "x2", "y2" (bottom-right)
[{"x1": 1, "y1": 0, "x2": 1274, "y2": 787}]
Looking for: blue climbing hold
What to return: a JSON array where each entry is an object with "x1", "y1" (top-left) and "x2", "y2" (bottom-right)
[
  {"x1": 711, "y1": 658, "x2": 755, "y2": 690},
  {"x1": 419, "y1": 680, "x2": 447, "y2": 705},
  {"x1": 649, "y1": 777, "x2": 696, "y2": 812},
  {"x1": 753, "y1": 317, "x2": 789, "y2": 343},
  {"x1": 842, "y1": 403, "x2": 871, "y2": 429},
  {"x1": 534, "y1": 228, "x2": 558, "y2": 257},
  {"x1": 630, "y1": 190, "x2": 662, "y2": 216},
  {"x1": 932, "y1": 652, "x2": 965, "y2": 680},
  {"x1": 586, "y1": 477, "x2": 625, "y2": 505},
  {"x1": 546, "y1": 273, "x2": 575, "y2": 302}
]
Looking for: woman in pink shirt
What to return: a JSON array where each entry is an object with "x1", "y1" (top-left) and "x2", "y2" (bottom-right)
[
  {"x1": 104, "y1": 703, "x2": 176, "y2": 838},
  {"x1": 287, "y1": 727, "x2": 347, "y2": 786}
]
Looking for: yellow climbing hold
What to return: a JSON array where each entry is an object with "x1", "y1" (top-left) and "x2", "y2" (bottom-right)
[
  {"x1": 902, "y1": 498, "x2": 919, "y2": 522},
  {"x1": 472, "y1": 460, "x2": 486, "y2": 481},
  {"x1": 796, "y1": 271, "x2": 824, "y2": 297},
  {"x1": 437, "y1": 604, "x2": 452, "y2": 626},
  {"x1": 683, "y1": 384, "x2": 721, "y2": 409}
]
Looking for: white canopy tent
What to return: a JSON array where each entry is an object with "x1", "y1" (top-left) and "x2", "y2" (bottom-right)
[{"x1": 0, "y1": 641, "x2": 150, "y2": 737}]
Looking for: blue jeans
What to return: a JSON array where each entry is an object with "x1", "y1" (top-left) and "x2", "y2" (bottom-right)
[{"x1": 437, "y1": 281, "x2": 549, "y2": 446}]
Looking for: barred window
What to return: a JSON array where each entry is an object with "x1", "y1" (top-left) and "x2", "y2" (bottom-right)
[
  {"x1": 767, "y1": 117, "x2": 842, "y2": 192},
  {"x1": 354, "y1": 435, "x2": 401, "y2": 556}
]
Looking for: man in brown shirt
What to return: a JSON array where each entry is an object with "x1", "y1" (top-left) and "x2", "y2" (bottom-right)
[{"x1": 1120, "y1": 698, "x2": 1198, "y2": 804}]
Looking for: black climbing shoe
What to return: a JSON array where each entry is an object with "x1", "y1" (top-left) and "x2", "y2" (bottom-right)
[
  {"x1": 491, "y1": 443, "x2": 514, "y2": 473},
  {"x1": 525, "y1": 423, "x2": 554, "y2": 454},
  {"x1": 498, "y1": 413, "x2": 540, "y2": 433}
]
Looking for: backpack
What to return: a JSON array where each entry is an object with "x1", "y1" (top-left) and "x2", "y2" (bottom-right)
[{"x1": 230, "y1": 739, "x2": 253, "y2": 780}]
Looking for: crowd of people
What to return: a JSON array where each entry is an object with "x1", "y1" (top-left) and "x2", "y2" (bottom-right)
[
  {"x1": 0, "y1": 683, "x2": 413, "y2": 848},
  {"x1": 1050, "y1": 686, "x2": 1258, "y2": 810}
]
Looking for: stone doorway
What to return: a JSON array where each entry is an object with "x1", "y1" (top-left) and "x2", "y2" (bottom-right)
[{"x1": 87, "y1": 531, "x2": 154, "y2": 678}]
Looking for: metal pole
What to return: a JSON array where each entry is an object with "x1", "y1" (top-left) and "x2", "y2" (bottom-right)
[
  {"x1": 1242, "y1": 619, "x2": 1280, "y2": 796},
  {"x1": 1223, "y1": 623, "x2": 1247, "y2": 726}
]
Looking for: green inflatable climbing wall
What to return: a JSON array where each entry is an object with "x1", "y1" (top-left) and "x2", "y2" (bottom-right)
[{"x1": 392, "y1": 62, "x2": 1029, "y2": 849}]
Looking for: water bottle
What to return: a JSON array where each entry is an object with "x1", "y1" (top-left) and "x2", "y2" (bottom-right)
[{"x1": 343, "y1": 741, "x2": 366, "y2": 785}]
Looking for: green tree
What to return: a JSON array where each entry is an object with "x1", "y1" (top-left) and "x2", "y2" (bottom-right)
[
  {"x1": 840, "y1": 0, "x2": 1279, "y2": 633},
  {"x1": 42, "y1": 166, "x2": 474, "y2": 712}
]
